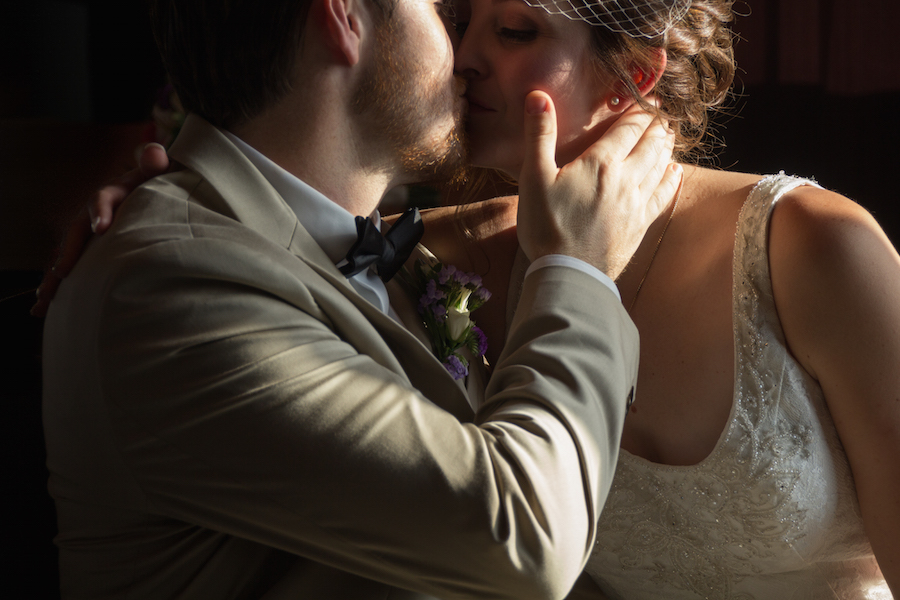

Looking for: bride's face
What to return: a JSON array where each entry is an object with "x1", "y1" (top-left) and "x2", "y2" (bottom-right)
[{"x1": 453, "y1": 0, "x2": 617, "y2": 178}]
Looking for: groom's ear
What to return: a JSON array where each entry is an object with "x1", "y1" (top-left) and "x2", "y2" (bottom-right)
[{"x1": 314, "y1": 0, "x2": 367, "y2": 65}]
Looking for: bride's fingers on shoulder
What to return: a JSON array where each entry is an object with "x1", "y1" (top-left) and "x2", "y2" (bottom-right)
[
  {"x1": 88, "y1": 175, "x2": 136, "y2": 235},
  {"x1": 32, "y1": 203, "x2": 99, "y2": 316},
  {"x1": 53, "y1": 209, "x2": 94, "y2": 276},
  {"x1": 139, "y1": 142, "x2": 170, "y2": 177},
  {"x1": 89, "y1": 144, "x2": 169, "y2": 234}
]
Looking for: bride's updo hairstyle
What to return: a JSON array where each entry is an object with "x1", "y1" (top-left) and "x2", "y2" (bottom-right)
[{"x1": 587, "y1": 0, "x2": 737, "y2": 161}]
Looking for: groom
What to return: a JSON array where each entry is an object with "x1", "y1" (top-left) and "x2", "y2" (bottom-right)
[{"x1": 42, "y1": 0, "x2": 672, "y2": 598}]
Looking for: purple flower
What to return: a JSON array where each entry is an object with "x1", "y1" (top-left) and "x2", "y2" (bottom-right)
[
  {"x1": 453, "y1": 270, "x2": 473, "y2": 286},
  {"x1": 438, "y1": 265, "x2": 457, "y2": 284},
  {"x1": 444, "y1": 354, "x2": 468, "y2": 380},
  {"x1": 471, "y1": 326, "x2": 488, "y2": 357},
  {"x1": 475, "y1": 287, "x2": 491, "y2": 302},
  {"x1": 418, "y1": 279, "x2": 445, "y2": 313},
  {"x1": 430, "y1": 304, "x2": 447, "y2": 321}
]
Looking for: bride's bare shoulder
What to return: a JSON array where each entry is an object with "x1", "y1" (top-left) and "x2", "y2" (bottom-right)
[
  {"x1": 419, "y1": 196, "x2": 519, "y2": 274},
  {"x1": 688, "y1": 167, "x2": 763, "y2": 203}
]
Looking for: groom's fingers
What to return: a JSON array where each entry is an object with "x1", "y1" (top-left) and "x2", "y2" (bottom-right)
[
  {"x1": 645, "y1": 162, "x2": 683, "y2": 223},
  {"x1": 519, "y1": 91, "x2": 559, "y2": 190},
  {"x1": 517, "y1": 91, "x2": 567, "y2": 262},
  {"x1": 580, "y1": 101, "x2": 658, "y2": 168},
  {"x1": 632, "y1": 120, "x2": 675, "y2": 199}
]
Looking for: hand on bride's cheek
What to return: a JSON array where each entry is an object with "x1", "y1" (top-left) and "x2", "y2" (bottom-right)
[{"x1": 454, "y1": 0, "x2": 614, "y2": 177}]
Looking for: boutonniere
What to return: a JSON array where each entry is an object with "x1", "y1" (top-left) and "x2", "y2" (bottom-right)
[{"x1": 408, "y1": 259, "x2": 491, "y2": 380}]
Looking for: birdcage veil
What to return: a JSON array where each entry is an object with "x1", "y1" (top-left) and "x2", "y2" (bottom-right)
[{"x1": 522, "y1": 0, "x2": 691, "y2": 38}]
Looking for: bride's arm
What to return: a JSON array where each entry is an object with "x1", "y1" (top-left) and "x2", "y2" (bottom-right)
[
  {"x1": 31, "y1": 143, "x2": 170, "y2": 317},
  {"x1": 770, "y1": 186, "x2": 900, "y2": 595}
]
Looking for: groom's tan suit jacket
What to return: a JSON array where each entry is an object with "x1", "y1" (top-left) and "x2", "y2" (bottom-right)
[{"x1": 43, "y1": 115, "x2": 638, "y2": 600}]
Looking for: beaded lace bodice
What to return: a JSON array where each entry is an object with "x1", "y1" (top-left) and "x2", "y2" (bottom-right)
[{"x1": 584, "y1": 174, "x2": 888, "y2": 599}]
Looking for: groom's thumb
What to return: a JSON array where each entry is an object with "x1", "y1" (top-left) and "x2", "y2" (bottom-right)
[{"x1": 521, "y1": 91, "x2": 557, "y2": 188}]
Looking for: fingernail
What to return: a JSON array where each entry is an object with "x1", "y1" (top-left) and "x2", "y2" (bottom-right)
[
  {"x1": 525, "y1": 95, "x2": 548, "y2": 115},
  {"x1": 672, "y1": 163, "x2": 683, "y2": 174},
  {"x1": 91, "y1": 216, "x2": 102, "y2": 232},
  {"x1": 144, "y1": 142, "x2": 165, "y2": 152}
]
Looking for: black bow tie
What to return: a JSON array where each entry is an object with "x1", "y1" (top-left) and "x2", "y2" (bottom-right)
[{"x1": 339, "y1": 207, "x2": 424, "y2": 282}]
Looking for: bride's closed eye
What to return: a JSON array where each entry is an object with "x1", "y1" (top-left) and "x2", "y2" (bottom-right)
[{"x1": 497, "y1": 27, "x2": 538, "y2": 42}]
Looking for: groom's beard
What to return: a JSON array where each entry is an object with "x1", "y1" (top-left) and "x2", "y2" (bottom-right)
[{"x1": 352, "y1": 20, "x2": 468, "y2": 185}]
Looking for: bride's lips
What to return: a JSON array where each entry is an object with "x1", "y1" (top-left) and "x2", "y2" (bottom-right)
[{"x1": 464, "y1": 94, "x2": 494, "y2": 114}]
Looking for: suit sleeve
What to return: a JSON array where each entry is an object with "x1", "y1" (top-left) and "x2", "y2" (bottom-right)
[{"x1": 92, "y1": 226, "x2": 637, "y2": 600}]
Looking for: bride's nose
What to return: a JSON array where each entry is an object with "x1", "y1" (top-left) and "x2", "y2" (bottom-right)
[{"x1": 453, "y1": 29, "x2": 485, "y2": 79}]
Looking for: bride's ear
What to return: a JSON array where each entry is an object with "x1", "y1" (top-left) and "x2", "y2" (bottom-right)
[
  {"x1": 606, "y1": 48, "x2": 667, "y2": 112},
  {"x1": 634, "y1": 48, "x2": 667, "y2": 97}
]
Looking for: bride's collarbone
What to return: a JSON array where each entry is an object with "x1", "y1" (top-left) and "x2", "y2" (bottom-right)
[{"x1": 619, "y1": 170, "x2": 758, "y2": 465}]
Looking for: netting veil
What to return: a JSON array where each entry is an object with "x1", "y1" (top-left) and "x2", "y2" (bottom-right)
[{"x1": 522, "y1": 0, "x2": 692, "y2": 38}]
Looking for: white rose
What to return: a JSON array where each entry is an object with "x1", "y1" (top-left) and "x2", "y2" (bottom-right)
[{"x1": 447, "y1": 306, "x2": 473, "y2": 342}]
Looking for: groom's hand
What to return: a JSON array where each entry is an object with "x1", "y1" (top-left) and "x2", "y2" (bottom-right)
[
  {"x1": 516, "y1": 90, "x2": 680, "y2": 280},
  {"x1": 31, "y1": 143, "x2": 170, "y2": 317}
]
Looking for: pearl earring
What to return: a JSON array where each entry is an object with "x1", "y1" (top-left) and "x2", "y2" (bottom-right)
[{"x1": 610, "y1": 96, "x2": 621, "y2": 107}]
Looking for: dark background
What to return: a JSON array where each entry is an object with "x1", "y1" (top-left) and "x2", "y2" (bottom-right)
[{"x1": 2, "y1": 0, "x2": 898, "y2": 596}]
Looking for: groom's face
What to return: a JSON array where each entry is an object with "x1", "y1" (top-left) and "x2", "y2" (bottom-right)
[{"x1": 353, "y1": 0, "x2": 468, "y2": 183}]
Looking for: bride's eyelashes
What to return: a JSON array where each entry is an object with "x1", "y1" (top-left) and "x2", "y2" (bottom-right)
[
  {"x1": 497, "y1": 27, "x2": 538, "y2": 42},
  {"x1": 495, "y1": 10, "x2": 542, "y2": 43}
]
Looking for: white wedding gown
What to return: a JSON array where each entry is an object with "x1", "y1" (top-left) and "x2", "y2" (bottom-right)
[{"x1": 584, "y1": 174, "x2": 890, "y2": 599}]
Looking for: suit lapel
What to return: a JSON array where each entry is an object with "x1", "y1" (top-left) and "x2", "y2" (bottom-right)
[
  {"x1": 168, "y1": 115, "x2": 474, "y2": 422},
  {"x1": 301, "y1": 256, "x2": 474, "y2": 422}
]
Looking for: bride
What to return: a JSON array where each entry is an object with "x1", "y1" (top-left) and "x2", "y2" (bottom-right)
[
  {"x1": 41, "y1": 0, "x2": 899, "y2": 597},
  {"x1": 425, "y1": 0, "x2": 899, "y2": 597}
]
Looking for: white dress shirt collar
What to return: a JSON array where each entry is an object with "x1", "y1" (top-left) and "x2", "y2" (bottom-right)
[{"x1": 221, "y1": 129, "x2": 396, "y2": 317}]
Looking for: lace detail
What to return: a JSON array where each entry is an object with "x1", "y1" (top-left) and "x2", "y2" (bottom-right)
[{"x1": 585, "y1": 173, "x2": 886, "y2": 599}]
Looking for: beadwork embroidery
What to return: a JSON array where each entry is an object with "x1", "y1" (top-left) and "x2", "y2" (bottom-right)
[{"x1": 586, "y1": 174, "x2": 881, "y2": 599}]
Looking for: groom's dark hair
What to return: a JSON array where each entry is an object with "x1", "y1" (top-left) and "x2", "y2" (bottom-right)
[{"x1": 149, "y1": 0, "x2": 394, "y2": 130}]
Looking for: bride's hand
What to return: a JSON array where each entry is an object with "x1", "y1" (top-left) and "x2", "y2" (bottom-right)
[
  {"x1": 516, "y1": 91, "x2": 681, "y2": 280},
  {"x1": 31, "y1": 143, "x2": 170, "y2": 317}
]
